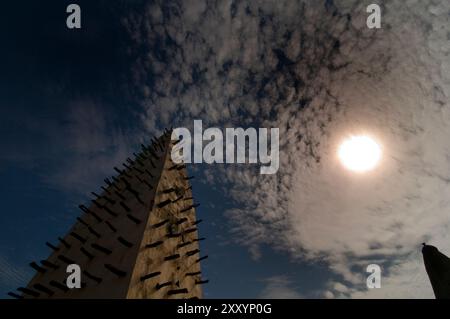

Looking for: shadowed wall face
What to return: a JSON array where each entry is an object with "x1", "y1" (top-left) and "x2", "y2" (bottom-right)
[
  {"x1": 422, "y1": 244, "x2": 450, "y2": 299},
  {"x1": 17, "y1": 132, "x2": 203, "y2": 299}
]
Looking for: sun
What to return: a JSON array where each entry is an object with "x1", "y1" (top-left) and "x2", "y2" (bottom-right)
[{"x1": 338, "y1": 135, "x2": 382, "y2": 172}]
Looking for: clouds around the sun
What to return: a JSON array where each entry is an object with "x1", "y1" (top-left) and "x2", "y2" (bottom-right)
[{"x1": 123, "y1": 0, "x2": 450, "y2": 298}]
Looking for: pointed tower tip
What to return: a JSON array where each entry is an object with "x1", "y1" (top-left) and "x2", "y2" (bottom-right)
[
  {"x1": 422, "y1": 244, "x2": 450, "y2": 298},
  {"x1": 422, "y1": 243, "x2": 439, "y2": 255}
]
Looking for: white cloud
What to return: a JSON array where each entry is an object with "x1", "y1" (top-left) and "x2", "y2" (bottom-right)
[
  {"x1": 44, "y1": 101, "x2": 136, "y2": 196},
  {"x1": 125, "y1": 0, "x2": 450, "y2": 298},
  {"x1": 260, "y1": 276, "x2": 303, "y2": 299},
  {"x1": 0, "y1": 99, "x2": 137, "y2": 197}
]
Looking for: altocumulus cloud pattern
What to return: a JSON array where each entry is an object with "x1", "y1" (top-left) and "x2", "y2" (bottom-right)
[{"x1": 123, "y1": 0, "x2": 450, "y2": 298}]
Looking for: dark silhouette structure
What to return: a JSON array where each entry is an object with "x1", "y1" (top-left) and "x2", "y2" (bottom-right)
[{"x1": 422, "y1": 243, "x2": 450, "y2": 299}]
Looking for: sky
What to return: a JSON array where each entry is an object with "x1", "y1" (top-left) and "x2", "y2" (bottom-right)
[{"x1": 0, "y1": 0, "x2": 449, "y2": 298}]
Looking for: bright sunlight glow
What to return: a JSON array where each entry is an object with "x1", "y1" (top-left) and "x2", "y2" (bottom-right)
[{"x1": 338, "y1": 135, "x2": 382, "y2": 172}]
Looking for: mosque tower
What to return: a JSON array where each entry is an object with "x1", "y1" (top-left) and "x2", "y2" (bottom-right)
[{"x1": 8, "y1": 129, "x2": 207, "y2": 299}]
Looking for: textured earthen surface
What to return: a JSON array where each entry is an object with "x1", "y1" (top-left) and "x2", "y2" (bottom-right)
[{"x1": 20, "y1": 131, "x2": 204, "y2": 299}]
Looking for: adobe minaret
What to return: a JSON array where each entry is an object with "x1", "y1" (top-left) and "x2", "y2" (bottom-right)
[{"x1": 9, "y1": 129, "x2": 207, "y2": 299}]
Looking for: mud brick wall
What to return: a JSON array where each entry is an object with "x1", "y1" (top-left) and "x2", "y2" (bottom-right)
[
  {"x1": 10, "y1": 130, "x2": 206, "y2": 299},
  {"x1": 127, "y1": 143, "x2": 204, "y2": 298}
]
